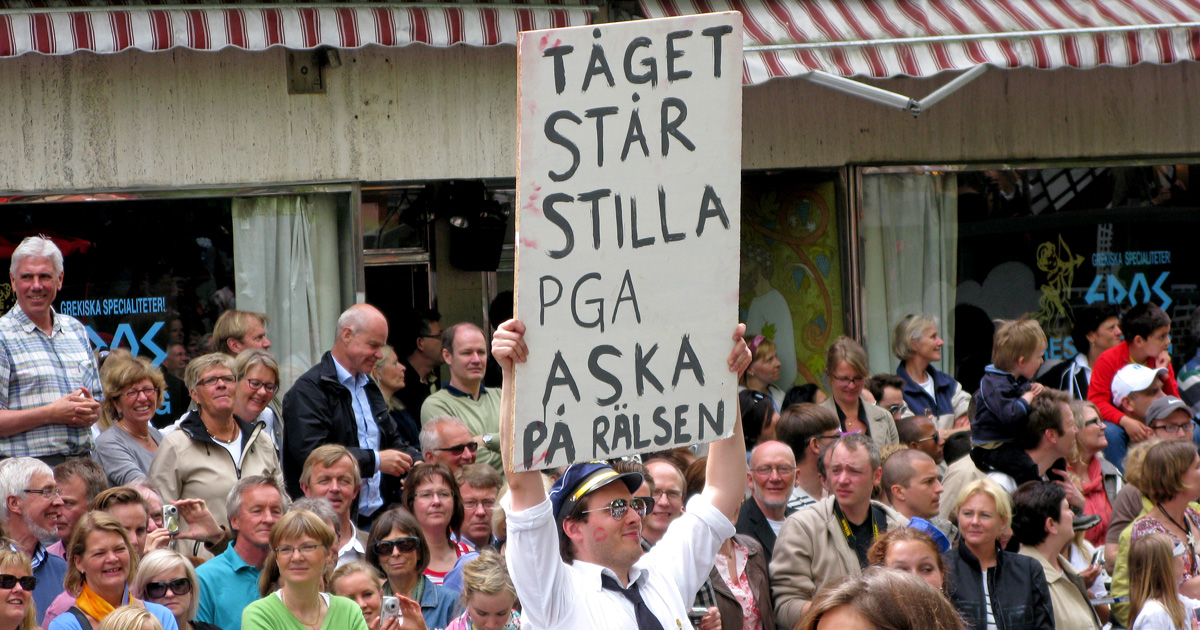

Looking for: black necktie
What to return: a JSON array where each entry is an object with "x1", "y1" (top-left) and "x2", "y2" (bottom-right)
[{"x1": 601, "y1": 574, "x2": 667, "y2": 630}]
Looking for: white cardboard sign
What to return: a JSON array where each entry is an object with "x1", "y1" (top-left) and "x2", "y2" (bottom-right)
[{"x1": 512, "y1": 12, "x2": 743, "y2": 471}]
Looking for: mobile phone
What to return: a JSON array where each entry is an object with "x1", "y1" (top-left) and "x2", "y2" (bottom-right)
[
  {"x1": 688, "y1": 607, "x2": 708, "y2": 625},
  {"x1": 162, "y1": 505, "x2": 180, "y2": 535},
  {"x1": 1091, "y1": 547, "x2": 1103, "y2": 566},
  {"x1": 381, "y1": 596, "x2": 401, "y2": 620}
]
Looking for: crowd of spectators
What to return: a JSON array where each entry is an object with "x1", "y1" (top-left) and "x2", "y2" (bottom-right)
[{"x1": 3, "y1": 233, "x2": 1200, "y2": 630}]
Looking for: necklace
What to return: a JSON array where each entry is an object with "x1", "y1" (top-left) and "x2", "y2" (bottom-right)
[
  {"x1": 1158, "y1": 503, "x2": 1197, "y2": 572},
  {"x1": 117, "y1": 420, "x2": 152, "y2": 441},
  {"x1": 210, "y1": 424, "x2": 240, "y2": 444},
  {"x1": 286, "y1": 593, "x2": 325, "y2": 628}
]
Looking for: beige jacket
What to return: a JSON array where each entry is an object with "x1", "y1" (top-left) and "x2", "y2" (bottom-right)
[
  {"x1": 819, "y1": 397, "x2": 899, "y2": 449},
  {"x1": 148, "y1": 411, "x2": 280, "y2": 530},
  {"x1": 770, "y1": 496, "x2": 907, "y2": 629}
]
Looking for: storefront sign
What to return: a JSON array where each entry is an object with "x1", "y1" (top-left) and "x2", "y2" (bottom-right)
[{"x1": 513, "y1": 12, "x2": 743, "y2": 470}]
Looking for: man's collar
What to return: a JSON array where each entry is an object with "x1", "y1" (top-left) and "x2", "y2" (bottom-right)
[
  {"x1": 338, "y1": 522, "x2": 365, "y2": 556},
  {"x1": 444, "y1": 383, "x2": 486, "y2": 399},
  {"x1": 570, "y1": 558, "x2": 646, "y2": 592},
  {"x1": 332, "y1": 357, "x2": 367, "y2": 389},
  {"x1": 12, "y1": 306, "x2": 58, "y2": 334}
]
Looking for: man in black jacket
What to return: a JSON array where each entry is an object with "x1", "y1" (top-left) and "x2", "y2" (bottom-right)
[
  {"x1": 282, "y1": 304, "x2": 415, "y2": 524},
  {"x1": 736, "y1": 440, "x2": 796, "y2": 557}
]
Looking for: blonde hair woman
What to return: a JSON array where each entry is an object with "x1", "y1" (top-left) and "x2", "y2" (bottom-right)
[
  {"x1": 131, "y1": 550, "x2": 216, "y2": 630},
  {"x1": 47, "y1": 512, "x2": 178, "y2": 630},
  {"x1": 943, "y1": 479, "x2": 1053, "y2": 630},
  {"x1": 1130, "y1": 533, "x2": 1200, "y2": 630},
  {"x1": 241, "y1": 511, "x2": 368, "y2": 630},
  {"x1": 330, "y1": 562, "x2": 421, "y2": 630},
  {"x1": 371, "y1": 345, "x2": 420, "y2": 448},
  {"x1": 444, "y1": 551, "x2": 519, "y2": 630},
  {"x1": 0, "y1": 547, "x2": 38, "y2": 630},
  {"x1": 97, "y1": 606, "x2": 163, "y2": 630},
  {"x1": 95, "y1": 350, "x2": 168, "y2": 486}
]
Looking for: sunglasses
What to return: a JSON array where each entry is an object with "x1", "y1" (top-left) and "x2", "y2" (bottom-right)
[
  {"x1": 373, "y1": 537, "x2": 421, "y2": 556},
  {"x1": 0, "y1": 574, "x2": 36, "y2": 591},
  {"x1": 580, "y1": 497, "x2": 653, "y2": 520},
  {"x1": 436, "y1": 442, "x2": 479, "y2": 455},
  {"x1": 144, "y1": 578, "x2": 192, "y2": 599}
]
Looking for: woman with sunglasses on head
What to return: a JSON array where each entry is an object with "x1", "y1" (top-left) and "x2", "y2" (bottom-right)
[
  {"x1": 740, "y1": 335, "x2": 785, "y2": 412},
  {"x1": 372, "y1": 346, "x2": 421, "y2": 449},
  {"x1": 132, "y1": 550, "x2": 218, "y2": 630},
  {"x1": 95, "y1": 350, "x2": 168, "y2": 486},
  {"x1": 48, "y1": 512, "x2": 179, "y2": 630},
  {"x1": 402, "y1": 464, "x2": 470, "y2": 586},
  {"x1": 330, "y1": 562, "x2": 425, "y2": 630},
  {"x1": 0, "y1": 547, "x2": 38, "y2": 630},
  {"x1": 1066, "y1": 399, "x2": 1122, "y2": 548},
  {"x1": 242, "y1": 511, "x2": 368, "y2": 630},
  {"x1": 365, "y1": 509, "x2": 456, "y2": 630},
  {"x1": 149, "y1": 353, "x2": 280, "y2": 529},
  {"x1": 820, "y1": 337, "x2": 899, "y2": 449},
  {"x1": 232, "y1": 350, "x2": 282, "y2": 458}
]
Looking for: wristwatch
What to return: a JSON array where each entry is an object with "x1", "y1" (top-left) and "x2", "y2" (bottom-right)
[{"x1": 482, "y1": 433, "x2": 498, "y2": 451}]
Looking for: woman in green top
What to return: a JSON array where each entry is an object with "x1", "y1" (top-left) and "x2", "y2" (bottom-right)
[{"x1": 242, "y1": 511, "x2": 368, "y2": 630}]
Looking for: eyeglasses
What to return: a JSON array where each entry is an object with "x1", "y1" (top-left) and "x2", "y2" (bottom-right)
[
  {"x1": 463, "y1": 500, "x2": 496, "y2": 511},
  {"x1": 274, "y1": 543, "x2": 324, "y2": 557},
  {"x1": 0, "y1": 575, "x2": 36, "y2": 591},
  {"x1": 887, "y1": 404, "x2": 905, "y2": 416},
  {"x1": 242, "y1": 378, "x2": 279, "y2": 393},
  {"x1": 23, "y1": 487, "x2": 62, "y2": 499},
  {"x1": 196, "y1": 375, "x2": 235, "y2": 387},
  {"x1": 652, "y1": 489, "x2": 683, "y2": 503},
  {"x1": 830, "y1": 375, "x2": 865, "y2": 385},
  {"x1": 813, "y1": 434, "x2": 840, "y2": 444},
  {"x1": 437, "y1": 442, "x2": 479, "y2": 455},
  {"x1": 416, "y1": 490, "x2": 452, "y2": 502},
  {"x1": 751, "y1": 465, "x2": 797, "y2": 477},
  {"x1": 1083, "y1": 419, "x2": 1103, "y2": 428},
  {"x1": 119, "y1": 387, "x2": 160, "y2": 400},
  {"x1": 913, "y1": 433, "x2": 941, "y2": 444},
  {"x1": 580, "y1": 497, "x2": 653, "y2": 520},
  {"x1": 373, "y1": 537, "x2": 420, "y2": 556},
  {"x1": 144, "y1": 578, "x2": 192, "y2": 599},
  {"x1": 1151, "y1": 423, "x2": 1191, "y2": 435}
]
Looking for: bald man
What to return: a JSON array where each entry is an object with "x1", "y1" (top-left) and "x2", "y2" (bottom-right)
[
  {"x1": 736, "y1": 440, "x2": 797, "y2": 557},
  {"x1": 283, "y1": 304, "x2": 416, "y2": 524}
]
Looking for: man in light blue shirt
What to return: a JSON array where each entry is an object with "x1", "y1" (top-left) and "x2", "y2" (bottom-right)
[{"x1": 196, "y1": 476, "x2": 288, "y2": 630}]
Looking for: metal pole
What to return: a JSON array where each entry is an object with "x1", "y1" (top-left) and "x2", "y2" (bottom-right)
[
  {"x1": 803, "y1": 70, "x2": 915, "y2": 111},
  {"x1": 908, "y1": 64, "x2": 989, "y2": 115},
  {"x1": 746, "y1": 21, "x2": 1200, "y2": 53}
]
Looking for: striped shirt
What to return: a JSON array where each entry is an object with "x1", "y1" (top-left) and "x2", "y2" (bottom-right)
[{"x1": 0, "y1": 306, "x2": 100, "y2": 457}]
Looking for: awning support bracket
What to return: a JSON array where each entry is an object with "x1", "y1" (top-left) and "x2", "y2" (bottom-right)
[{"x1": 800, "y1": 64, "x2": 989, "y2": 117}]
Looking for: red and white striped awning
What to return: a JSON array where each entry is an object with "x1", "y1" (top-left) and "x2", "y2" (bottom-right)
[
  {"x1": 0, "y1": 0, "x2": 593, "y2": 56},
  {"x1": 641, "y1": 0, "x2": 1200, "y2": 83}
]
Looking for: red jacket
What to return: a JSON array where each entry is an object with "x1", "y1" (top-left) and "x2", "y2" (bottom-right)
[{"x1": 1087, "y1": 341, "x2": 1179, "y2": 425}]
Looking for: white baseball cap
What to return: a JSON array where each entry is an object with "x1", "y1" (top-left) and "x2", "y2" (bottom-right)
[{"x1": 1111, "y1": 363, "x2": 1167, "y2": 406}]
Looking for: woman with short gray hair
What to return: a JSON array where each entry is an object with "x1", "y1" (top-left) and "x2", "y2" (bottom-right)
[{"x1": 893, "y1": 314, "x2": 971, "y2": 431}]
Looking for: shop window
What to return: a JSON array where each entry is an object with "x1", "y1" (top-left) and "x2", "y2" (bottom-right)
[
  {"x1": 740, "y1": 172, "x2": 846, "y2": 390},
  {"x1": 1, "y1": 198, "x2": 234, "y2": 420},
  {"x1": 866, "y1": 163, "x2": 1200, "y2": 393}
]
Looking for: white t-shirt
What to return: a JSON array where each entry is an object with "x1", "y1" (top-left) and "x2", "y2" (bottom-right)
[
  {"x1": 918, "y1": 377, "x2": 938, "y2": 409},
  {"x1": 767, "y1": 518, "x2": 784, "y2": 536},
  {"x1": 213, "y1": 431, "x2": 242, "y2": 469}
]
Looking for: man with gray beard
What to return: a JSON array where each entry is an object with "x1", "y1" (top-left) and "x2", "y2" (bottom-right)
[
  {"x1": 736, "y1": 441, "x2": 796, "y2": 557},
  {"x1": 0, "y1": 457, "x2": 68, "y2": 615}
]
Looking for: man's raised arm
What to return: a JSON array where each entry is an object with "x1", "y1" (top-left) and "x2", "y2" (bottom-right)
[
  {"x1": 491, "y1": 319, "x2": 546, "y2": 511},
  {"x1": 701, "y1": 323, "x2": 752, "y2": 521}
]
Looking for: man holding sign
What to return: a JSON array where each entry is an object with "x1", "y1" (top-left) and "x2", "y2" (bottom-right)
[{"x1": 493, "y1": 317, "x2": 751, "y2": 630}]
